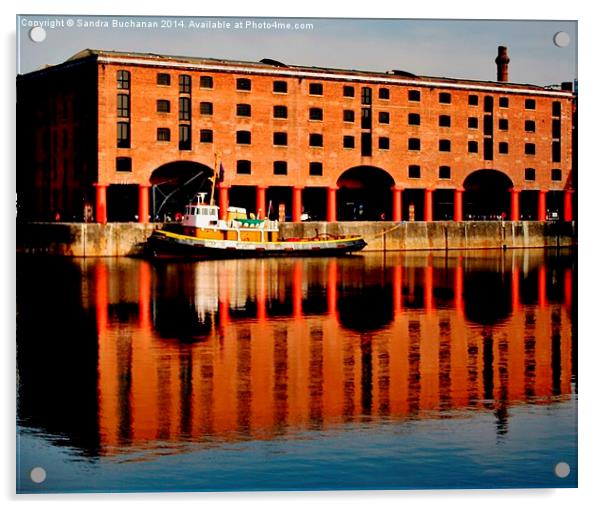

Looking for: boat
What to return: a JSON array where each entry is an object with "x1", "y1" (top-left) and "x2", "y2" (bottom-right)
[{"x1": 145, "y1": 193, "x2": 367, "y2": 259}]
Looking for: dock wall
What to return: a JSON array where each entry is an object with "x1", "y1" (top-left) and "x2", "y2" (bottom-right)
[{"x1": 17, "y1": 221, "x2": 576, "y2": 257}]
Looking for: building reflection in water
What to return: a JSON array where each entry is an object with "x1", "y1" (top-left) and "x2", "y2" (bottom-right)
[{"x1": 17, "y1": 250, "x2": 576, "y2": 459}]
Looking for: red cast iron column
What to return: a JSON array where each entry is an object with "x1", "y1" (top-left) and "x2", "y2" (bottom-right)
[
  {"x1": 138, "y1": 184, "x2": 150, "y2": 224},
  {"x1": 392, "y1": 185, "x2": 403, "y2": 222},
  {"x1": 95, "y1": 183, "x2": 107, "y2": 224}
]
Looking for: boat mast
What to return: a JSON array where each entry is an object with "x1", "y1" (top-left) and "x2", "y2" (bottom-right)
[{"x1": 209, "y1": 151, "x2": 219, "y2": 206}]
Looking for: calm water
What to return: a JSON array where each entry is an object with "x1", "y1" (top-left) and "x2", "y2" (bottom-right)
[{"x1": 16, "y1": 250, "x2": 577, "y2": 493}]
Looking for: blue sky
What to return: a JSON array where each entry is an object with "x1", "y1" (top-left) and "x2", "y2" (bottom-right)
[{"x1": 17, "y1": 16, "x2": 576, "y2": 86}]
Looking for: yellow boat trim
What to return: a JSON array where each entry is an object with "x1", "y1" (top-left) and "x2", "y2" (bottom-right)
[{"x1": 156, "y1": 229, "x2": 364, "y2": 245}]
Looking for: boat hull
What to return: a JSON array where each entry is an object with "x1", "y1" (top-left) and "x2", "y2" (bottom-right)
[{"x1": 146, "y1": 229, "x2": 367, "y2": 259}]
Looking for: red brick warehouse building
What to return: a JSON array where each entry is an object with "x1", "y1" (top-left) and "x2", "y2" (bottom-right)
[{"x1": 16, "y1": 46, "x2": 575, "y2": 224}]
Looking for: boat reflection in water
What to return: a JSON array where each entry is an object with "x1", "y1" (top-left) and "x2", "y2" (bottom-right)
[{"x1": 16, "y1": 249, "x2": 576, "y2": 492}]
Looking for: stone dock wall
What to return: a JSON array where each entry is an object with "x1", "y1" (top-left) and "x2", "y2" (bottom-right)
[{"x1": 17, "y1": 221, "x2": 576, "y2": 257}]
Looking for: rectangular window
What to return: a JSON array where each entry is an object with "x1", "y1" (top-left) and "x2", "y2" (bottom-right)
[
  {"x1": 468, "y1": 117, "x2": 478, "y2": 129},
  {"x1": 524, "y1": 168, "x2": 536, "y2": 181},
  {"x1": 408, "y1": 113, "x2": 421, "y2": 126},
  {"x1": 551, "y1": 169, "x2": 562, "y2": 181},
  {"x1": 236, "y1": 103, "x2": 251, "y2": 117},
  {"x1": 237, "y1": 160, "x2": 251, "y2": 174},
  {"x1": 361, "y1": 108, "x2": 372, "y2": 129},
  {"x1": 343, "y1": 86, "x2": 355, "y2": 98},
  {"x1": 273, "y1": 161, "x2": 287, "y2": 175},
  {"x1": 484, "y1": 115, "x2": 493, "y2": 135},
  {"x1": 179, "y1": 74, "x2": 191, "y2": 94},
  {"x1": 343, "y1": 110, "x2": 355, "y2": 122},
  {"x1": 378, "y1": 137, "x2": 390, "y2": 150},
  {"x1": 273, "y1": 81, "x2": 287, "y2": 93},
  {"x1": 273, "y1": 132, "x2": 288, "y2": 146},
  {"x1": 236, "y1": 78, "x2": 251, "y2": 91},
  {"x1": 525, "y1": 120, "x2": 536, "y2": 132},
  {"x1": 552, "y1": 119, "x2": 561, "y2": 139},
  {"x1": 343, "y1": 135, "x2": 355, "y2": 149},
  {"x1": 498, "y1": 118, "x2": 508, "y2": 131},
  {"x1": 309, "y1": 107, "x2": 323, "y2": 121},
  {"x1": 117, "y1": 94, "x2": 130, "y2": 118},
  {"x1": 116, "y1": 157, "x2": 132, "y2": 172},
  {"x1": 179, "y1": 97, "x2": 191, "y2": 120},
  {"x1": 157, "y1": 73, "x2": 171, "y2": 86},
  {"x1": 361, "y1": 87, "x2": 372, "y2": 105},
  {"x1": 117, "y1": 122, "x2": 130, "y2": 148},
  {"x1": 525, "y1": 98, "x2": 536, "y2": 110},
  {"x1": 484, "y1": 138, "x2": 493, "y2": 160},
  {"x1": 525, "y1": 143, "x2": 536, "y2": 155},
  {"x1": 552, "y1": 140, "x2": 561, "y2": 162},
  {"x1": 361, "y1": 133, "x2": 372, "y2": 156},
  {"x1": 237, "y1": 130, "x2": 251, "y2": 145},
  {"x1": 499, "y1": 97, "x2": 509, "y2": 108},
  {"x1": 379, "y1": 88, "x2": 390, "y2": 100},
  {"x1": 201, "y1": 102, "x2": 214, "y2": 115},
  {"x1": 439, "y1": 92, "x2": 452, "y2": 104},
  {"x1": 157, "y1": 128, "x2": 171, "y2": 141},
  {"x1": 378, "y1": 111, "x2": 390, "y2": 124},
  {"x1": 439, "y1": 139, "x2": 451, "y2": 152},
  {"x1": 200, "y1": 76, "x2": 213, "y2": 89},
  {"x1": 156, "y1": 99, "x2": 170, "y2": 113},
  {"x1": 309, "y1": 133, "x2": 323, "y2": 147},
  {"x1": 116, "y1": 70, "x2": 130, "y2": 90},
  {"x1": 484, "y1": 96, "x2": 494, "y2": 113},
  {"x1": 468, "y1": 140, "x2": 478, "y2": 153},
  {"x1": 273, "y1": 105, "x2": 288, "y2": 119},
  {"x1": 309, "y1": 162, "x2": 323, "y2": 176},
  {"x1": 408, "y1": 138, "x2": 421, "y2": 151},
  {"x1": 309, "y1": 83, "x2": 323, "y2": 96},
  {"x1": 552, "y1": 101, "x2": 561, "y2": 117},
  {"x1": 468, "y1": 94, "x2": 479, "y2": 106},
  {"x1": 179, "y1": 124, "x2": 191, "y2": 150},
  {"x1": 408, "y1": 90, "x2": 421, "y2": 102},
  {"x1": 439, "y1": 115, "x2": 451, "y2": 127},
  {"x1": 200, "y1": 129, "x2": 213, "y2": 143},
  {"x1": 408, "y1": 165, "x2": 421, "y2": 179},
  {"x1": 439, "y1": 166, "x2": 451, "y2": 179},
  {"x1": 499, "y1": 142, "x2": 509, "y2": 154}
]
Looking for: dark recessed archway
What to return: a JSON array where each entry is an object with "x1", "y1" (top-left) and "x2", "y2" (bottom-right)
[
  {"x1": 463, "y1": 170, "x2": 513, "y2": 220},
  {"x1": 337, "y1": 166, "x2": 395, "y2": 220}
]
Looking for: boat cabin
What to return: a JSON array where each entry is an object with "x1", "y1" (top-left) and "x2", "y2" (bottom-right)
[{"x1": 182, "y1": 193, "x2": 220, "y2": 228}]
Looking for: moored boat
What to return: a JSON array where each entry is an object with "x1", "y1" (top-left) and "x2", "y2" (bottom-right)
[{"x1": 145, "y1": 193, "x2": 366, "y2": 259}]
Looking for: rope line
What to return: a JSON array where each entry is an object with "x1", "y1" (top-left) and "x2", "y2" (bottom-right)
[{"x1": 363, "y1": 222, "x2": 405, "y2": 241}]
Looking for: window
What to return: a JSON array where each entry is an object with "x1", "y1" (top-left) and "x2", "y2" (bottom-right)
[
  {"x1": 439, "y1": 115, "x2": 451, "y2": 127},
  {"x1": 179, "y1": 97, "x2": 191, "y2": 120},
  {"x1": 236, "y1": 103, "x2": 251, "y2": 117},
  {"x1": 309, "y1": 133, "x2": 323, "y2": 147},
  {"x1": 343, "y1": 110, "x2": 355, "y2": 122},
  {"x1": 236, "y1": 78, "x2": 251, "y2": 91},
  {"x1": 117, "y1": 94, "x2": 130, "y2": 118},
  {"x1": 237, "y1": 130, "x2": 251, "y2": 144},
  {"x1": 273, "y1": 81, "x2": 287, "y2": 93},
  {"x1": 379, "y1": 88, "x2": 390, "y2": 100},
  {"x1": 343, "y1": 135, "x2": 355, "y2": 149},
  {"x1": 525, "y1": 143, "x2": 536, "y2": 155},
  {"x1": 408, "y1": 138, "x2": 421, "y2": 151},
  {"x1": 157, "y1": 73, "x2": 170, "y2": 86},
  {"x1": 273, "y1": 132, "x2": 288, "y2": 146},
  {"x1": 200, "y1": 129, "x2": 213, "y2": 143},
  {"x1": 439, "y1": 166, "x2": 451, "y2": 179},
  {"x1": 499, "y1": 97, "x2": 509, "y2": 108},
  {"x1": 499, "y1": 118, "x2": 509, "y2": 131},
  {"x1": 361, "y1": 87, "x2": 372, "y2": 105},
  {"x1": 551, "y1": 169, "x2": 562, "y2": 181},
  {"x1": 524, "y1": 168, "x2": 536, "y2": 181},
  {"x1": 439, "y1": 139, "x2": 451, "y2": 152},
  {"x1": 408, "y1": 165, "x2": 421, "y2": 178},
  {"x1": 468, "y1": 94, "x2": 479, "y2": 106},
  {"x1": 309, "y1": 162, "x2": 323, "y2": 176},
  {"x1": 361, "y1": 108, "x2": 371, "y2": 129},
  {"x1": 179, "y1": 124, "x2": 191, "y2": 150},
  {"x1": 309, "y1": 107, "x2": 323, "y2": 121},
  {"x1": 179, "y1": 74, "x2": 191, "y2": 94},
  {"x1": 379, "y1": 111, "x2": 390, "y2": 124},
  {"x1": 273, "y1": 161, "x2": 287, "y2": 175},
  {"x1": 499, "y1": 142, "x2": 509, "y2": 154},
  {"x1": 379, "y1": 137, "x2": 390, "y2": 150},
  {"x1": 117, "y1": 122, "x2": 130, "y2": 148},
  {"x1": 116, "y1": 157, "x2": 132, "y2": 172},
  {"x1": 525, "y1": 120, "x2": 536, "y2": 132},
  {"x1": 343, "y1": 86, "x2": 355, "y2": 98},
  {"x1": 525, "y1": 98, "x2": 536, "y2": 110},
  {"x1": 156, "y1": 100, "x2": 170, "y2": 113},
  {"x1": 468, "y1": 117, "x2": 478, "y2": 129},
  {"x1": 309, "y1": 83, "x2": 323, "y2": 96},
  {"x1": 408, "y1": 113, "x2": 421, "y2": 126},
  {"x1": 552, "y1": 119, "x2": 561, "y2": 139},
  {"x1": 552, "y1": 101, "x2": 561, "y2": 117},
  {"x1": 273, "y1": 105, "x2": 288, "y2": 119},
  {"x1": 200, "y1": 76, "x2": 213, "y2": 89},
  {"x1": 484, "y1": 96, "x2": 494, "y2": 113},
  {"x1": 468, "y1": 140, "x2": 478, "y2": 153},
  {"x1": 157, "y1": 128, "x2": 171, "y2": 141},
  {"x1": 237, "y1": 160, "x2": 251, "y2": 174},
  {"x1": 552, "y1": 141, "x2": 561, "y2": 162},
  {"x1": 201, "y1": 102, "x2": 214, "y2": 115},
  {"x1": 408, "y1": 90, "x2": 420, "y2": 102},
  {"x1": 117, "y1": 70, "x2": 130, "y2": 90},
  {"x1": 439, "y1": 92, "x2": 452, "y2": 104}
]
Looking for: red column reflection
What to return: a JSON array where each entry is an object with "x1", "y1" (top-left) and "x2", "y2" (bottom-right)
[
  {"x1": 538, "y1": 264, "x2": 548, "y2": 308},
  {"x1": 292, "y1": 260, "x2": 303, "y2": 320},
  {"x1": 327, "y1": 259, "x2": 338, "y2": 320},
  {"x1": 454, "y1": 256, "x2": 464, "y2": 315},
  {"x1": 138, "y1": 261, "x2": 152, "y2": 330}
]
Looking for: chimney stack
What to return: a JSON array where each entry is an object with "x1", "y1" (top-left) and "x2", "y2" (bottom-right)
[{"x1": 495, "y1": 46, "x2": 510, "y2": 82}]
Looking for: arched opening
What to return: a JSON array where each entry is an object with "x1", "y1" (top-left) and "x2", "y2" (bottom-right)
[
  {"x1": 150, "y1": 161, "x2": 214, "y2": 220},
  {"x1": 463, "y1": 170, "x2": 513, "y2": 220},
  {"x1": 337, "y1": 166, "x2": 394, "y2": 220}
]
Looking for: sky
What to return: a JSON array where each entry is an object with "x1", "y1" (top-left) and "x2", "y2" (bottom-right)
[{"x1": 17, "y1": 15, "x2": 577, "y2": 87}]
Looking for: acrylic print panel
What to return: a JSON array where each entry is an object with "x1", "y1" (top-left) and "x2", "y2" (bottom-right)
[{"x1": 15, "y1": 14, "x2": 577, "y2": 494}]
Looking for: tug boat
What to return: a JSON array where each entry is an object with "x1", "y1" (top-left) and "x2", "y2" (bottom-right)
[{"x1": 145, "y1": 193, "x2": 367, "y2": 259}]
